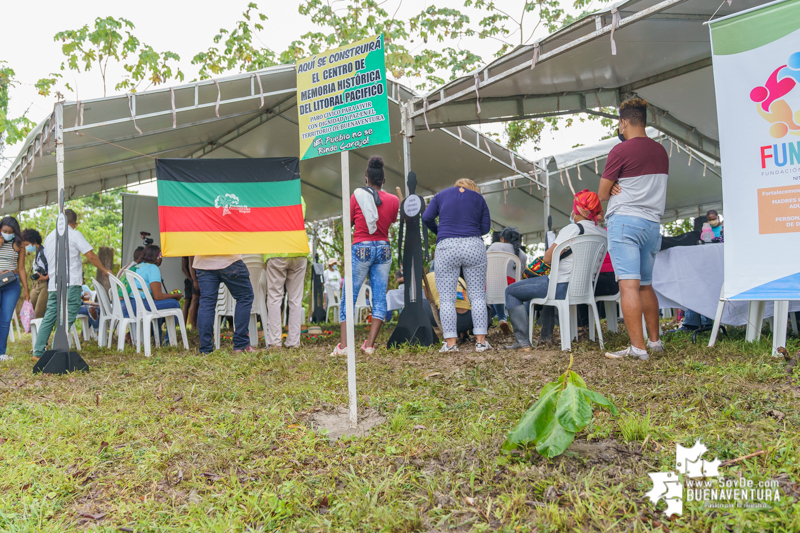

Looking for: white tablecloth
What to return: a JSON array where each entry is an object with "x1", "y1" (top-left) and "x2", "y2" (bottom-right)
[{"x1": 652, "y1": 243, "x2": 800, "y2": 326}]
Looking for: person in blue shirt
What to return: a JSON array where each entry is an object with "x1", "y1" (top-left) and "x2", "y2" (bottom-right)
[
  {"x1": 706, "y1": 209, "x2": 723, "y2": 239},
  {"x1": 422, "y1": 178, "x2": 492, "y2": 353},
  {"x1": 127, "y1": 245, "x2": 182, "y2": 336}
]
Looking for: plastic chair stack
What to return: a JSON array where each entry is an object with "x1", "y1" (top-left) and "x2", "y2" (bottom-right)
[
  {"x1": 91, "y1": 277, "x2": 114, "y2": 347},
  {"x1": 325, "y1": 285, "x2": 341, "y2": 323},
  {"x1": 107, "y1": 273, "x2": 141, "y2": 352}
]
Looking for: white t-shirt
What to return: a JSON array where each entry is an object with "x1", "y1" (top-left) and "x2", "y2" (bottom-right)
[
  {"x1": 323, "y1": 268, "x2": 341, "y2": 290},
  {"x1": 552, "y1": 220, "x2": 607, "y2": 284},
  {"x1": 192, "y1": 255, "x2": 242, "y2": 271},
  {"x1": 44, "y1": 227, "x2": 93, "y2": 291}
]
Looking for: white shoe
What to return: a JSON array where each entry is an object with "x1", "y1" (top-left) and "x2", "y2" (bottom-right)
[
  {"x1": 330, "y1": 343, "x2": 347, "y2": 357},
  {"x1": 0, "y1": 354, "x2": 11, "y2": 361},
  {"x1": 605, "y1": 346, "x2": 648, "y2": 361},
  {"x1": 648, "y1": 339, "x2": 664, "y2": 353},
  {"x1": 439, "y1": 343, "x2": 459, "y2": 353},
  {"x1": 475, "y1": 341, "x2": 492, "y2": 352}
]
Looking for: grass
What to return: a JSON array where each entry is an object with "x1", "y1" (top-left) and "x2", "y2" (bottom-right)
[{"x1": 0, "y1": 320, "x2": 798, "y2": 532}]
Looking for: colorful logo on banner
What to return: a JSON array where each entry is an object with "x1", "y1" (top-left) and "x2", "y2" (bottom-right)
[
  {"x1": 750, "y1": 51, "x2": 800, "y2": 138},
  {"x1": 295, "y1": 35, "x2": 391, "y2": 160}
]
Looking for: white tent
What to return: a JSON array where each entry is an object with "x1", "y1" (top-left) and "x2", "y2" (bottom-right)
[
  {"x1": 477, "y1": 128, "x2": 722, "y2": 240},
  {"x1": 404, "y1": 0, "x2": 770, "y2": 162},
  {"x1": 0, "y1": 65, "x2": 544, "y2": 224}
]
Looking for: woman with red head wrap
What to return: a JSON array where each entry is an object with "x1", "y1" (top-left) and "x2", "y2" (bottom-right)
[{"x1": 504, "y1": 190, "x2": 609, "y2": 350}]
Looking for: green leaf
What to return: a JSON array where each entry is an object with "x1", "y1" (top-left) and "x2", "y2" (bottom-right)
[
  {"x1": 535, "y1": 417, "x2": 576, "y2": 458},
  {"x1": 566, "y1": 371, "x2": 587, "y2": 389},
  {"x1": 503, "y1": 382, "x2": 562, "y2": 449},
  {"x1": 556, "y1": 383, "x2": 593, "y2": 432},
  {"x1": 581, "y1": 389, "x2": 619, "y2": 416}
]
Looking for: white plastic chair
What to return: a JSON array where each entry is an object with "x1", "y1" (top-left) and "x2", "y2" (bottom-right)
[
  {"x1": 354, "y1": 283, "x2": 370, "y2": 323},
  {"x1": 9, "y1": 311, "x2": 21, "y2": 342},
  {"x1": 325, "y1": 285, "x2": 341, "y2": 323},
  {"x1": 595, "y1": 293, "x2": 621, "y2": 333},
  {"x1": 107, "y1": 273, "x2": 141, "y2": 352},
  {"x1": 486, "y1": 251, "x2": 522, "y2": 305},
  {"x1": 528, "y1": 234, "x2": 607, "y2": 351},
  {"x1": 91, "y1": 277, "x2": 114, "y2": 348},
  {"x1": 244, "y1": 256, "x2": 268, "y2": 348},
  {"x1": 214, "y1": 283, "x2": 236, "y2": 350},
  {"x1": 30, "y1": 317, "x2": 81, "y2": 351},
  {"x1": 126, "y1": 270, "x2": 189, "y2": 357}
]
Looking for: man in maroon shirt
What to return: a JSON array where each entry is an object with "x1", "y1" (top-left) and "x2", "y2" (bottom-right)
[{"x1": 598, "y1": 98, "x2": 668, "y2": 361}]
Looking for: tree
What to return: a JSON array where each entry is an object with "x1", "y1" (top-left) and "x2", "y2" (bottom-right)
[
  {"x1": 0, "y1": 62, "x2": 35, "y2": 163},
  {"x1": 54, "y1": 16, "x2": 184, "y2": 96}
]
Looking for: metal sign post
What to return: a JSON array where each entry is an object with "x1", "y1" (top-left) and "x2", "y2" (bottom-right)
[{"x1": 341, "y1": 151, "x2": 358, "y2": 427}]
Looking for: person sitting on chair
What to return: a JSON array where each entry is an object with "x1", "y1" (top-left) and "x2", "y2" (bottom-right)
[
  {"x1": 505, "y1": 190, "x2": 606, "y2": 351},
  {"x1": 706, "y1": 209, "x2": 723, "y2": 239},
  {"x1": 127, "y1": 245, "x2": 182, "y2": 340},
  {"x1": 77, "y1": 276, "x2": 100, "y2": 332}
]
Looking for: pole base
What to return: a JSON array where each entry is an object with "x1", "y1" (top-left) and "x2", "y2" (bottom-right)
[
  {"x1": 33, "y1": 350, "x2": 90, "y2": 375},
  {"x1": 387, "y1": 305, "x2": 439, "y2": 348}
]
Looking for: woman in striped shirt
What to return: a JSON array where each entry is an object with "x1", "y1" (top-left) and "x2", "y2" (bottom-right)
[{"x1": 0, "y1": 216, "x2": 30, "y2": 361}]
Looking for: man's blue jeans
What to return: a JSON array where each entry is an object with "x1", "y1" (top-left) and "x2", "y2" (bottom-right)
[{"x1": 196, "y1": 260, "x2": 254, "y2": 353}]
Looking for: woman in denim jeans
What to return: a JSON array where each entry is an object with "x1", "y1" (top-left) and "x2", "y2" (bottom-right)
[{"x1": 331, "y1": 156, "x2": 399, "y2": 356}]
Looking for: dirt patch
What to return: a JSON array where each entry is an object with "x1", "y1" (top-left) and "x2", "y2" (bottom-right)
[{"x1": 308, "y1": 406, "x2": 386, "y2": 442}]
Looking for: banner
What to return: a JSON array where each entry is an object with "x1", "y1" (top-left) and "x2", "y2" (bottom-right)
[
  {"x1": 709, "y1": 0, "x2": 800, "y2": 299},
  {"x1": 296, "y1": 34, "x2": 391, "y2": 160},
  {"x1": 156, "y1": 158, "x2": 309, "y2": 257}
]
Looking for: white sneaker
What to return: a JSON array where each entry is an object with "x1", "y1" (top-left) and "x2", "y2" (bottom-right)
[
  {"x1": 439, "y1": 343, "x2": 459, "y2": 353},
  {"x1": 0, "y1": 354, "x2": 11, "y2": 361},
  {"x1": 648, "y1": 339, "x2": 664, "y2": 353},
  {"x1": 605, "y1": 346, "x2": 649, "y2": 361},
  {"x1": 330, "y1": 344, "x2": 347, "y2": 357},
  {"x1": 475, "y1": 341, "x2": 492, "y2": 352}
]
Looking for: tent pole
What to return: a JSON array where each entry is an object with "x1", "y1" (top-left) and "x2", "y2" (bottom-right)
[
  {"x1": 55, "y1": 103, "x2": 65, "y2": 211},
  {"x1": 402, "y1": 102, "x2": 413, "y2": 196},
  {"x1": 310, "y1": 221, "x2": 319, "y2": 317},
  {"x1": 341, "y1": 150, "x2": 358, "y2": 428},
  {"x1": 542, "y1": 166, "x2": 550, "y2": 239}
]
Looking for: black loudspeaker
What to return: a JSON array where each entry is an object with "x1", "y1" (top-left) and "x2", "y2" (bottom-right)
[{"x1": 387, "y1": 171, "x2": 439, "y2": 348}]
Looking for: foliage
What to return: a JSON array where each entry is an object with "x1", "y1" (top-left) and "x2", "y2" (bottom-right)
[
  {"x1": 0, "y1": 62, "x2": 35, "y2": 161},
  {"x1": 503, "y1": 353, "x2": 617, "y2": 458},
  {"x1": 663, "y1": 218, "x2": 695, "y2": 236},
  {"x1": 54, "y1": 16, "x2": 184, "y2": 96},
  {"x1": 191, "y1": 3, "x2": 278, "y2": 80},
  {"x1": 17, "y1": 189, "x2": 131, "y2": 271}
]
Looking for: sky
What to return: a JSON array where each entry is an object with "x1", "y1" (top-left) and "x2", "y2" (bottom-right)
[{"x1": 1, "y1": 0, "x2": 610, "y2": 195}]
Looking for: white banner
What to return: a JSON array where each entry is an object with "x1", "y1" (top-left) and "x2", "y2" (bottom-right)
[{"x1": 710, "y1": 0, "x2": 800, "y2": 299}]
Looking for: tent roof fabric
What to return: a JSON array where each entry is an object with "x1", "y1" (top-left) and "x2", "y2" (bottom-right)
[
  {"x1": 479, "y1": 128, "x2": 722, "y2": 239},
  {"x1": 406, "y1": 0, "x2": 769, "y2": 161},
  {"x1": 0, "y1": 65, "x2": 544, "y2": 226}
]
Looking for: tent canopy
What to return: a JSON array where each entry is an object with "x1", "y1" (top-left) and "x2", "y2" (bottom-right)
[
  {"x1": 479, "y1": 128, "x2": 722, "y2": 239},
  {"x1": 0, "y1": 65, "x2": 544, "y2": 228},
  {"x1": 406, "y1": 0, "x2": 767, "y2": 161}
]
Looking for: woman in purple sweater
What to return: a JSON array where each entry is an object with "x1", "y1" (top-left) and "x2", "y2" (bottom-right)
[{"x1": 422, "y1": 179, "x2": 492, "y2": 352}]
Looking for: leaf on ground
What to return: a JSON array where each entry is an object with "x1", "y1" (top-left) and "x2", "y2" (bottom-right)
[
  {"x1": 95, "y1": 393, "x2": 101, "y2": 407},
  {"x1": 581, "y1": 388, "x2": 619, "y2": 415},
  {"x1": 98, "y1": 441, "x2": 109, "y2": 452},
  {"x1": 317, "y1": 495, "x2": 329, "y2": 509},
  {"x1": 556, "y1": 383, "x2": 593, "y2": 432},
  {"x1": 423, "y1": 371, "x2": 442, "y2": 379},
  {"x1": 464, "y1": 496, "x2": 475, "y2": 506},
  {"x1": 0, "y1": 438, "x2": 6, "y2": 445},
  {"x1": 156, "y1": 383, "x2": 163, "y2": 399},
  {"x1": 535, "y1": 417, "x2": 576, "y2": 458},
  {"x1": 413, "y1": 424, "x2": 427, "y2": 430},
  {"x1": 202, "y1": 472, "x2": 221, "y2": 481},
  {"x1": 188, "y1": 490, "x2": 201, "y2": 504}
]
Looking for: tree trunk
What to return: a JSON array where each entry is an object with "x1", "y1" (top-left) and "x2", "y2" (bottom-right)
[{"x1": 97, "y1": 246, "x2": 114, "y2": 292}]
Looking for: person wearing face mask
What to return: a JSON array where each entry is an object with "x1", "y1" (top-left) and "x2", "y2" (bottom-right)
[
  {"x1": 33, "y1": 209, "x2": 112, "y2": 361},
  {"x1": 0, "y1": 217, "x2": 30, "y2": 361},
  {"x1": 598, "y1": 97, "x2": 669, "y2": 361},
  {"x1": 706, "y1": 209, "x2": 723, "y2": 239},
  {"x1": 21, "y1": 229, "x2": 49, "y2": 319}
]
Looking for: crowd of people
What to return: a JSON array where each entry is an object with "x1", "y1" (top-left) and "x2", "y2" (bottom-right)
[{"x1": 0, "y1": 97, "x2": 697, "y2": 362}]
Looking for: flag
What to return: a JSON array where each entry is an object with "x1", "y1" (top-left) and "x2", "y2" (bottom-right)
[{"x1": 156, "y1": 158, "x2": 309, "y2": 257}]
